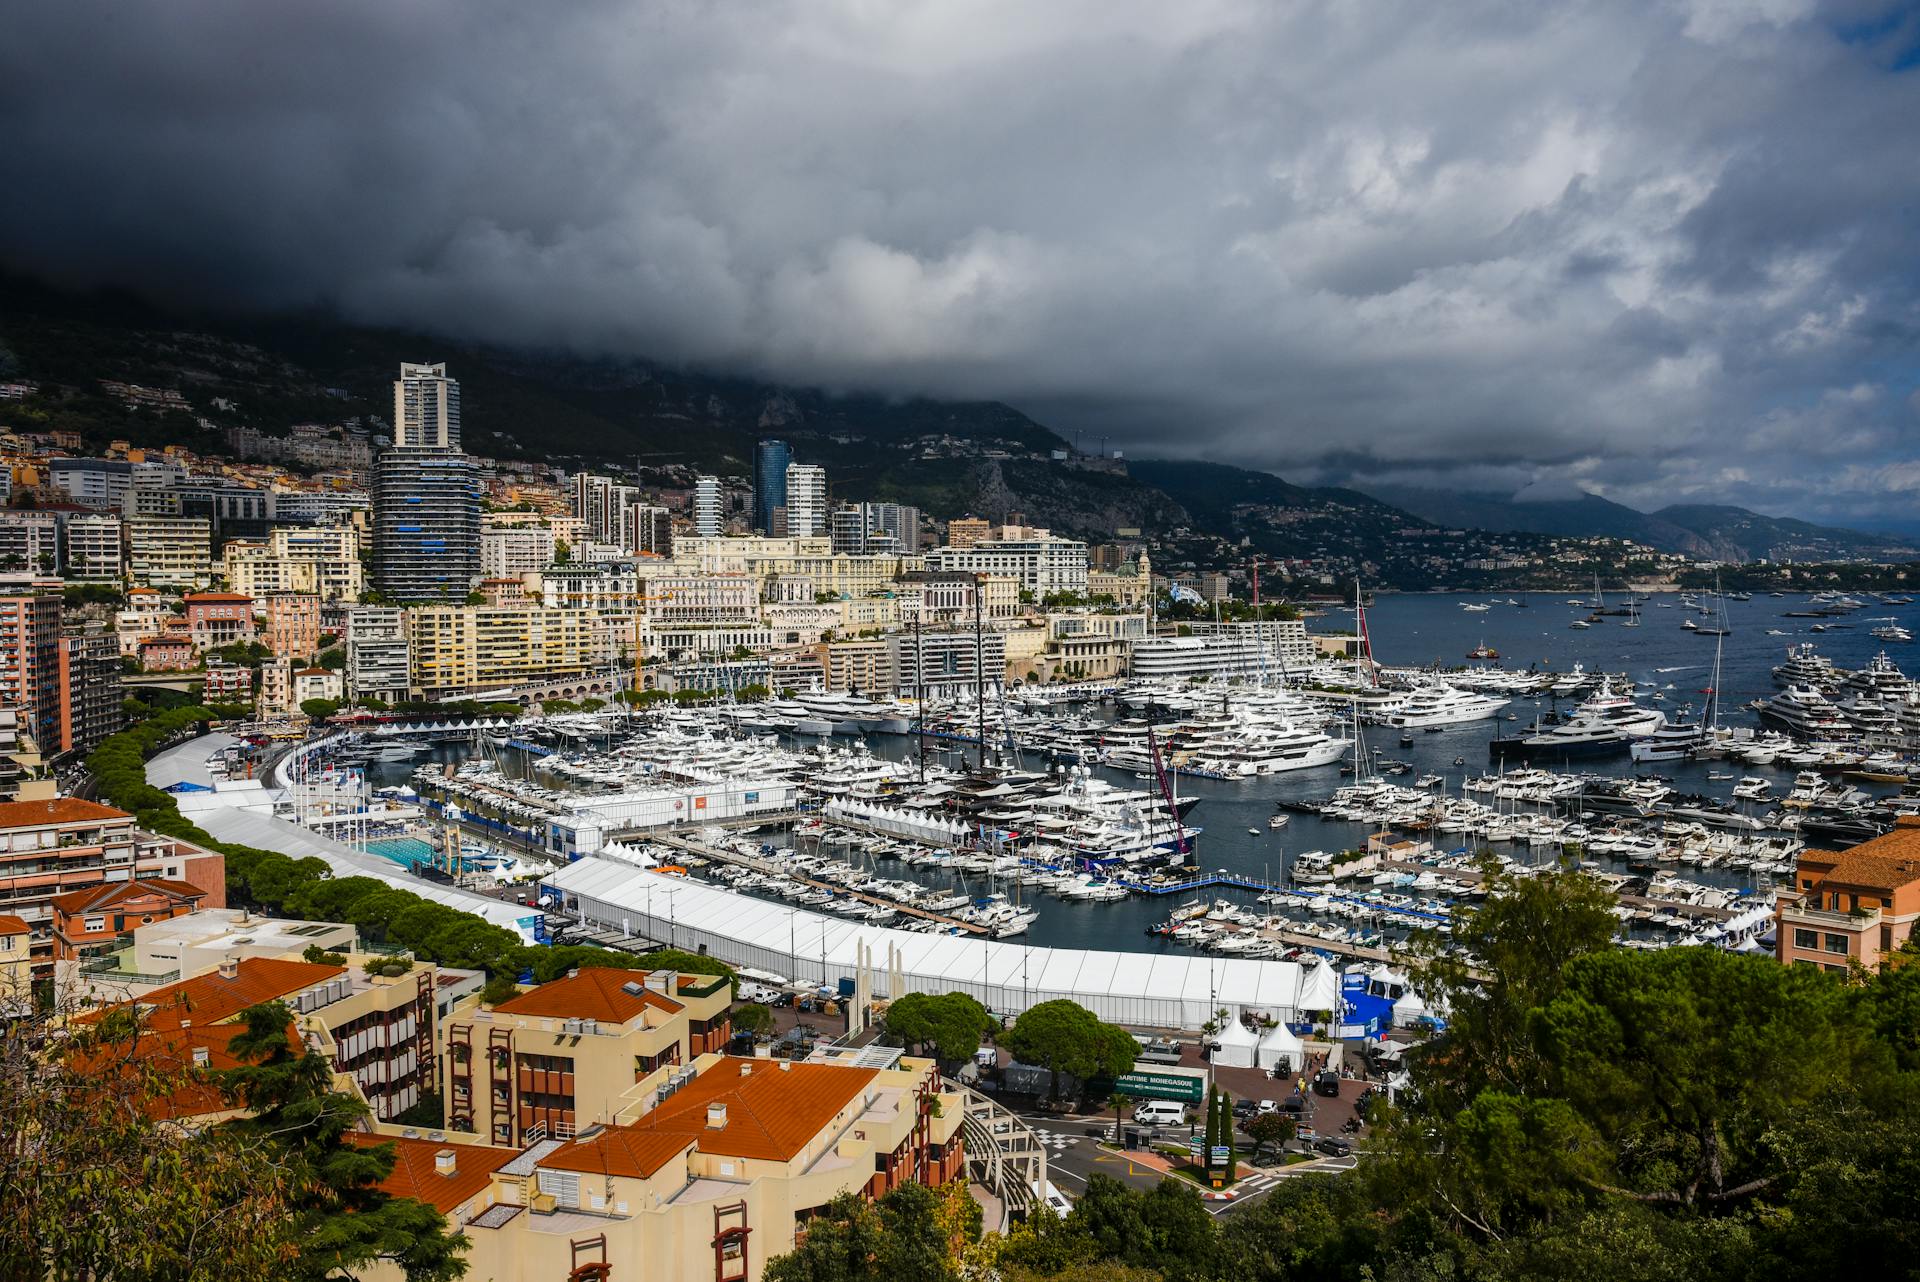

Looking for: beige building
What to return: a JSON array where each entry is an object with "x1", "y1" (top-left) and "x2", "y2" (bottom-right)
[
  {"x1": 264, "y1": 593, "x2": 323, "y2": 658},
  {"x1": 407, "y1": 604, "x2": 602, "y2": 697},
  {"x1": 223, "y1": 524, "x2": 365, "y2": 602},
  {"x1": 362, "y1": 1045, "x2": 964, "y2": 1282},
  {"x1": 817, "y1": 639, "x2": 894, "y2": 693},
  {"x1": 1089, "y1": 554, "x2": 1153, "y2": 607},
  {"x1": 0, "y1": 913, "x2": 29, "y2": 1016},
  {"x1": 124, "y1": 516, "x2": 213, "y2": 588},
  {"x1": 443, "y1": 966, "x2": 736, "y2": 1147}
]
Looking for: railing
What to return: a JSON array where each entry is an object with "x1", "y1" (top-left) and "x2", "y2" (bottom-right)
[
  {"x1": 1779, "y1": 900, "x2": 1880, "y2": 930},
  {"x1": 947, "y1": 1078, "x2": 1044, "y2": 1221},
  {"x1": 78, "y1": 950, "x2": 179, "y2": 987}
]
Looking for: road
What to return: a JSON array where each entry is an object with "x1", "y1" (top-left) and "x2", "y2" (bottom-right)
[{"x1": 1000, "y1": 1102, "x2": 1357, "y2": 1217}]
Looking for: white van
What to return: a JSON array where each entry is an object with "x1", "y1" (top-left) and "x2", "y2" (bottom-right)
[{"x1": 1132, "y1": 1100, "x2": 1187, "y2": 1127}]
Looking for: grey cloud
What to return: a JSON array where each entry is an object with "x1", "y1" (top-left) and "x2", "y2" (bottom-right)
[{"x1": 1, "y1": 0, "x2": 1917, "y2": 525}]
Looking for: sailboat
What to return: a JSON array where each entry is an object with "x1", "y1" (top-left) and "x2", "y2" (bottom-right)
[
  {"x1": 1633, "y1": 622, "x2": 1722, "y2": 762},
  {"x1": 1622, "y1": 598, "x2": 1640, "y2": 628}
]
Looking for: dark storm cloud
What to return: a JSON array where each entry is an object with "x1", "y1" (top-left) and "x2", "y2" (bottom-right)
[{"x1": 3, "y1": 0, "x2": 1917, "y2": 523}]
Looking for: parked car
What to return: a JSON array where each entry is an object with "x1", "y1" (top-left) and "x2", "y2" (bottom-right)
[
  {"x1": 1311, "y1": 1069, "x2": 1342, "y2": 1098},
  {"x1": 1314, "y1": 1136, "x2": 1354, "y2": 1158},
  {"x1": 1256, "y1": 1098, "x2": 1279, "y2": 1116},
  {"x1": 1231, "y1": 1098, "x2": 1257, "y2": 1119}
]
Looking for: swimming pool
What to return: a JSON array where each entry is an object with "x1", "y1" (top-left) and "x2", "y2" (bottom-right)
[{"x1": 366, "y1": 837, "x2": 436, "y2": 868}]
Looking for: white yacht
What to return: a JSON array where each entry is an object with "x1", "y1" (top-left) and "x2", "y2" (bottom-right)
[
  {"x1": 1757, "y1": 686, "x2": 1853, "y2": 739},
  {"x1": 1384, "y1": 682, "x2": 1509, "y2": 728},
  {"x1": 1772, "y1": 643, "x2": 1840, "y2": 690}
]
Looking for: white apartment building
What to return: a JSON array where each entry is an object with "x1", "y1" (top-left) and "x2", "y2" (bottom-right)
[
  {"x1": 345, "y1": 607, "x2": 411, "y2": 702},
  {"x1": 691, "y1": 475, "x2": 723, "y2": 537},
  {"x1": 479, "y1": 524, "x2": 556, "y2": 578},
  {"x1": 394, "y1": 361, "x2": 461, "y2": 449},
  {"x1": 222, "y1": 524, "x2": 364, "y2": 601},
  {"x1": 124, "y1": 517, "x2": 213, "y2": 588},
  {"x1": 63, "y1": 513, "x2": 124, "y2": 581},
  {"x1": 640, "y1": 575, "x2": 758, "y2": 624},
  {"x1": 1130, "y1": 619, "x2": 1313, "y2": 680},
  {"x1": 0, "y1": 511, "x2": 62, "y2": 574},
  {"x1": 926, "y1": 533, "x2": 1089, "y2": 596},
  {"x1": 888, "y1": 629, "x2": 1007, "y2": 698},
  {"x1": 784, "y1": 463, "x2": 828, "y2": 538}
]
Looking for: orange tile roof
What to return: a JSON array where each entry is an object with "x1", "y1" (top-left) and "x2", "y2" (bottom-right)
[
  {"x1": 0, "y1": 914, "x2": 28, "y2": 936},
  {"x1": 349, "y1": 1133, "x2": 520, "y2": 1214},
  {"x1": 67, "y1": 1020, "x2": 302, "y2": 1121},
  {"x1": 51, "y1": 877, "x2": 208, "y2": 916},
  {"x1": 493, "y1": 968, "x2": 683, "y2": 1023},
  {"x1": 542, "y1": 1057, "x2": 877, "y2": 1177},
  {"x1": 118, "y1": 957, "x2": 345, "y2": 1032},
  {"x1": 1804, "y1": 822, "x2": 1920, "y2": 893},
  {"x1": 0, "y1": 797, "x2": 129, "y2": 830}
]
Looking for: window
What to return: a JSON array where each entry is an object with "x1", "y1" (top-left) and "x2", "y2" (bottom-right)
[
  {"x1": 1793, "y1": 929, "x2": 1818, "y2": 950},
  {"x1": 83, "y1": 917, "x2": 105, "y2": 933},
  {"x1": 1824, "y1": 933, "x2": 1849, "y2": 955},
  {"x1": 534, "y1": 1170, "x2": 578, "y2": 1206}
]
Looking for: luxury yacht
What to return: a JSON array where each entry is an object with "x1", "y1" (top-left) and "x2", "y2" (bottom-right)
[{"x1": 1383, "y1": 682, "x2": 1509, "y2": 728}]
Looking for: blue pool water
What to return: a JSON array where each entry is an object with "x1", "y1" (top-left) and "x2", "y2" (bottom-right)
[{"x1": 366, "y1": 836, "x2": 436, "y2": 868}]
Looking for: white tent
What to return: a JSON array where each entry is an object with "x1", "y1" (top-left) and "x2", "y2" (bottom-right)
[
  {"x1": 545, "y1": 854, "x2": 1314, "y2": 1029},
  {"x1": 1297, "y1": 960, "x2": 1340, "y2": 1013},
  {"x1": 1211, "y1": 1017, "x2": 1262, "y2": 1069},
  {"x1": 1256, "y1": 1021, "x2": 1304, "y2": 1073}
]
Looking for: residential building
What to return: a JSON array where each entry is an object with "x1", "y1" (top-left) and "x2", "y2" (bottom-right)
[
  {"x1": 626, "y1": 503, "x2": 674, "y2": 556},
  {"x1": 372, "y1": 447, "x2": 482, "y2": 601},
  {"x1": 137, "y1": 636, "x2": 195, "y2": 672},
  {"x1": 259, "y1": 656, "x2": 295, "y2": 717},
  {"x1": 63, "y1": 512, "x2": 123, "y2": 580},
  {"x1": 48, "y1": 457, "x2": 135, "y2": 509},
  {"x1": 201, "y1": 661, "x2": 253, "y2": 702},
  {"x1": 480, "y1": 523, "x2": 556, "y2": 578},
  {"x1": 183, "y1": 592, "x2": 256, "y2": 652},
  {"x1": 394, "y1": 361, "x2": 462, "y2": 449},
  {"x1": 442, "y1": 966, "x2": 735, "y2": 1146},
  {"x1": 101, "y1": 954, "x2": 444, "y2": 1121},
  {"x1": 0, "y1": 797, "x2": 224, "y2": 977},
  {"x1": 784, "y1": 463, "x2": 828, "y2": 538},
  {"x1": 55, "y1": 630, "x2": 123, "y2": 757},
  {"x1": 945, "y1": 516, "x2": 991, "y2": 547},
  {"x1": 0, "y1": 578, "x2": 62, "y2": 750},
  {"x1": 399, "y1": 1046, "x2": 962, "y2": 1282},
  {"x1": 0, "y1": 914, "x2": 28, "y2": 1016},
  {"x1": 888, "y1": 629, "x2": 1006, "y2": 698},
  {"x1": 293, "y1": 666, "x2": 344, "y2": 706},
  {"x1": 125, "y1": 516, "x2": 213, "y2": 588},
  {"x1": 50, "y1": 877, "x2": 211, "y2": 965},
  {"x1": 346, "y1": 606, "x2": 412, "y2": 702},
  {"x1": 406, "y1": 605, "x2": 600, "y2": 698},
  {"x1": 753, "y1": 438, "x2": 791, "y2": 533},
  {"x1": 692, "y1": 475, "x2": 724, "y2": 537},
  {"x1": 0, "y1": 509, "x2": 63, "y2": 573},
  {"x1": 864, "y1": 501, "x2": 921, "y2": 553},
  {"x1": 926, "y1": 532, "x2": 1089, "y2": 596},
  {"x1": 1777, "y1": 818, "x2": 1920, "y2": 971},
  {"x1": 224, "y1": 524, "x2": 364, "y2": 601},
  {"x1": 263, "y1": 593, "x2": 323, "y2": 658},
  {"x1": 818, "y1": 639, "x2": 894, "y2": 694}
]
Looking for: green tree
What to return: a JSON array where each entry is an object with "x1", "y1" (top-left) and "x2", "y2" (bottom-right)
[
  {"x1": 1071, "y1": 1174, "x2": 1220, "y2": 1282},
  {"x1": 1244, "y1": 1111, "x2": 1295, "y2": 1162},
  {"x1": 219, "y1": 1001, "x2": 466, "y2": 1281},
  {"x1": 299, "y1": 697, "x2": 341, "y2": 721},
  {"x1": 1001, "y1": 999, "x2": 1137, "y2": 1099},
  {"x1": 764, "y1": 1182, "x2": 962, "y2": 1282},
  {"x1": 884, "y1": 991, "x2": 996, "y2": 1063},
  {"x1": 732, "y1": 1001, "x2": 775, "y2": 1040}
]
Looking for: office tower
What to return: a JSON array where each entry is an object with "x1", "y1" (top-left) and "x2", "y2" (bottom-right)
[
  {"x1": 393, "y1": 361, "x2": 461, "y2": 448},
  {"x1": 863, "y1": 502, "x2": 921, "y2": 553},
  {"x1": 753, "y1": 439, "x2": 791, "y2": 533},
  {"x1": 785, "y1": 463, "x2": 827, "y2": 538},
  {"x1": 692, "y1": 476, "x2": 723, "y2": 537}
]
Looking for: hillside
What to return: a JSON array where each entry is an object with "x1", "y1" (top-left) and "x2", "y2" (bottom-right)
[
  {"x1": 0, "y1": 273, "x2": 1187, "y2": 541},
  {"x1": 1654, "y1": 504, "x2": 1918, "y2": 563},
  {"x1": 1359, "y1": 484, "x2": 1717, "y2": 556}
]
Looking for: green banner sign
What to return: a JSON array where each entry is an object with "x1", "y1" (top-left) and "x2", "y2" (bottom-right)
[{"x1": 1116, "y1": 1069, "x2": 1206, "y2": 1103}]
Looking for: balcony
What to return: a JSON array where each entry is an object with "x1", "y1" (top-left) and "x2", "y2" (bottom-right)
[{"x1": 1779, "y1": 901, "x2": 1881, "y2": 931}]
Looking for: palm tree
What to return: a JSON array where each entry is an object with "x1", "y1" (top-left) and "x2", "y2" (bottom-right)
[{"x1": 1108, "y1": 1091, "x2": 1132, "y2": 1142}]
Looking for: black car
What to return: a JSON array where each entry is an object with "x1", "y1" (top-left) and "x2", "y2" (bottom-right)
[
  {"x1": 1231, "y1": 1098, "x2": 1257, "y2": 1119},
  {"x1": 1311, "y1": 1069, "x2": 1343, "y2": 1098},
  {"x1": 1314, "y1": 1136, "x2": 1354, "y2": 1158}
]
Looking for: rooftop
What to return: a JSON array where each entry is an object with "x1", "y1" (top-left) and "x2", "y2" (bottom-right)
[
  {"x1": 1807, "y1": 818, "x2": 1920, "y2": 892},
  {"x1": 0, "y1": 797, "x2": 129, "y2": 830},
  {"x1": 493, "y1": 968, "x2": 683, "y2": 1023},
  {"x1": 115, "y1": 956, "x2": 346, "y2": 1032},
  {"x1": 541, "y1": 1056, "x2": 877, "y2": 1177},
  {"x1": 52, "y1": 877, "x2": 208, "y2": 917},
  {"x1": 350, "y1": 1133, "x2": 520, "y2": 1214},
  {"x1": 0, "y1": 914, "x2": 28, "y2": 936}
]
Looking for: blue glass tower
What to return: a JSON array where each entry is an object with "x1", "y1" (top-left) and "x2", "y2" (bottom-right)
[{"x1": 753, "y1": 439, "x2": 791, "y2": 534}]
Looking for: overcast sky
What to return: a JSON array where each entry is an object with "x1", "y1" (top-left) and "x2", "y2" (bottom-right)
[{"x1": 3, "y1": 1, "x2": 1916, "y2": 522}]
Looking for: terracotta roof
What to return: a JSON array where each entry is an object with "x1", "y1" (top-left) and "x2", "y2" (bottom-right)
[
  {"x1": 1806, "y1": 822, "x2": 1920, "y2": 893},
  {"x1": 67, "y1": 1020, "x2": 301, "y2": 1121},
  {"x1": 0, "y1": 914, "x2": 28, "y2": 936},
  {"x1": 0, "y1": 797, "x2": 130, "y2": 830},
  {"x1": 184, "y1": 593, "x2": 252, "y2": 602},
  {"x1": 349, "y1": 1133, "x2": 520, "y2": 1214},
  {"x1": 51, "y1": 877, "x2": 208, "y2": 917},
  {"x1": 542, "y1": 1057, "x2": 877, "y2": 1176},
  {"x1": 493, "y1": 968, "x2": 683, "y2": 1023},
  {"x1": 118, "y1": 957, "x2": 346, "y2": 1032}
]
